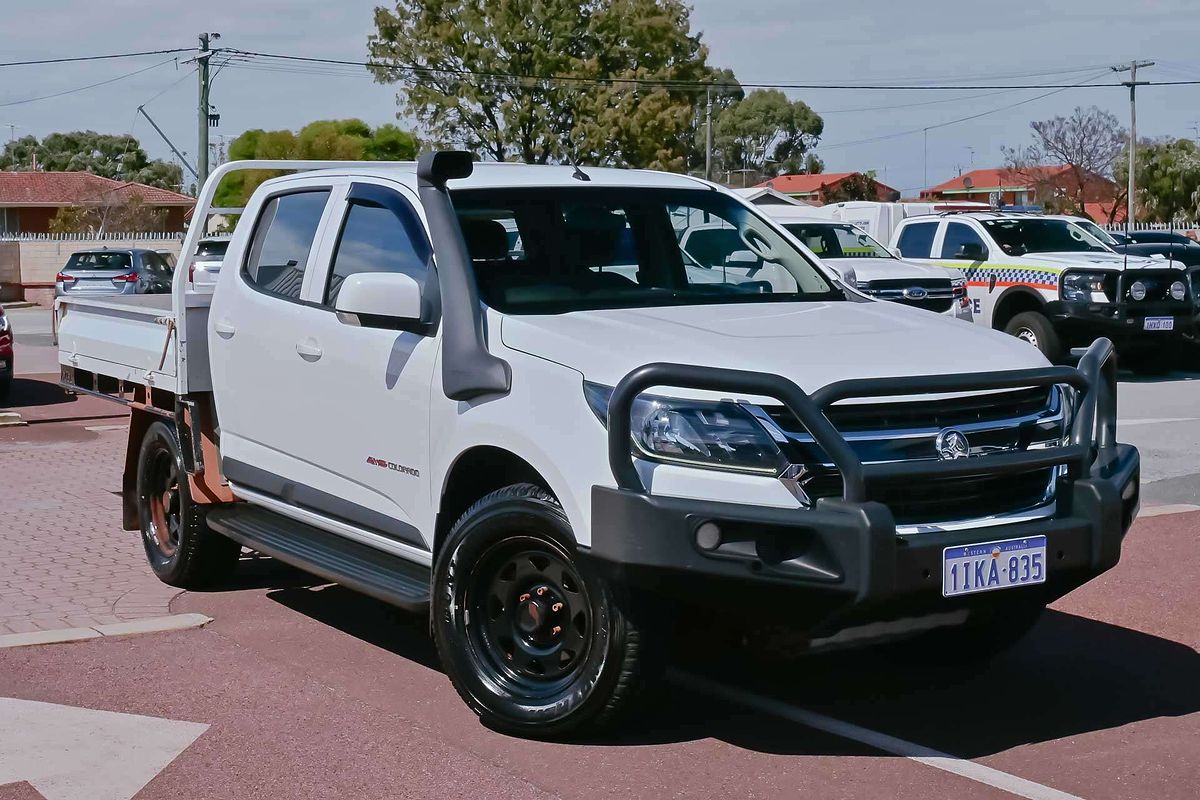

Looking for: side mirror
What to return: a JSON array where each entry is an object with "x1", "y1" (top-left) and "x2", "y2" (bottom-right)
[
  {"x1": 725, "y1": 249, "x2": 761, "y2": 267},
  {"x1": 889, "y1": 246, "x2": 903, "y2": 259},
  {"x1": 335, "y1": 272, "x2": 424, "y2": 326},
  {"x1": 957, "y1": 242, "x2": 987, "y2": 261}
]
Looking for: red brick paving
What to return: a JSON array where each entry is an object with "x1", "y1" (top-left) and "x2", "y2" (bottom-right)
[{"x1": 0, "y1": 421, "x2": 176, "y2": 634}]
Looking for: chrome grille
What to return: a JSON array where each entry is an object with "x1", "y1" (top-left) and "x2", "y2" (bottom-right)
[{"x1": 754, "y1": 386, "x2": 1066, "y2": 530}]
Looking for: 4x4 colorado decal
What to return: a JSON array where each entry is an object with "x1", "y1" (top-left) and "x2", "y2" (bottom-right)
[{"x1": 366, "y1": 456, "x2": 420, "y2": 477}]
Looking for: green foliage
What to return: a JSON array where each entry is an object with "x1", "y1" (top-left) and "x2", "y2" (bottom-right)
[
  {"x1": 213, "y1": 119, "x2": 419, "y2": 207},
  {"x1": 711, "y1": 89, "x2": 823, "y2": 178},
  {"x1": 368, "y1": 0, "x2": 723, "y2": 170},
  {"x1": 820, "y1": 172, "x2": 881, "y2": 204},
  {"x1": 0, "y1": 130, "x2": 182, "y2": 190},
  {"x1": 1115, "y1": 137, "x2": 1200, "y2": 223},
  {"x1": 48, "y1": 195, "x2": 168, "y2": 234}
]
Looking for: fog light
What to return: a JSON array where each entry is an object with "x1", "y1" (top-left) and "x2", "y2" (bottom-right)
[
  {"x1": 1170, "y1": 280, "x2": 1187, "y2": 301},
  {"x1": 1130, "y1": 281, "x2": 1147, "y2": 301},
  {"x1": 695, "y1": 522, "x2": 722, "y2": 551}
]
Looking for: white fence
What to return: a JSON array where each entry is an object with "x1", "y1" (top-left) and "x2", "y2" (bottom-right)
[
  {"x1": 0, "y1": 230, "x2": 185, "y2": 242},
  {"x1": 1100, "y1": 222, "x2": 1200, "y2": 233}
]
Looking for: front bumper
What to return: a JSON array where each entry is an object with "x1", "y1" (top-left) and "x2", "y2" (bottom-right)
[
  {"x1": 585, "y1": 339, "x2": 1138, "y2": 637},
  {"x1": 1047, "y1": 299, "x2": 1200, "y2": 346},
  {"x1": 586, "y1": 443, "x2": 1138, "y2": 635}
]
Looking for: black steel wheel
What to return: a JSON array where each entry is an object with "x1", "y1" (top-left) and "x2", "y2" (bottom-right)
[
  {"x1": 136, "y1": 420, "x2": 239, "y2": 588},
  {"x1": 432, "y1": 483, "x2": 652, "y2": 738}
]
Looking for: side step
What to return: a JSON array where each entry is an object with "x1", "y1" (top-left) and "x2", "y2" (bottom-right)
[{"x1": 206, "y1": 505, "x2": 431, "y2": 611}]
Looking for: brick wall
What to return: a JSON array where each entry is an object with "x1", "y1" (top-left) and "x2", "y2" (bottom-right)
[{"x1": 0, "y1": 236, "x2": 184, "y2": 306}]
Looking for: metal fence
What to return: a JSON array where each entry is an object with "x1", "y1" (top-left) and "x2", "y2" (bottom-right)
[{"x1": 1100, "y1": 222, "x2": 1200, "y2": 233}]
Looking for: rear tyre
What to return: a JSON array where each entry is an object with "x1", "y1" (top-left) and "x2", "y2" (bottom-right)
[
  {"x1": 136, "y1": 420, "x2": 240, "y2": 588},
  {"x1": 432, "y1": 483, "x2": 652, "y2": 739},
  {"x1": 0, "y1": 378, "x2": 10, "y2": 404},
  {"x1": 1004, "y1": 311, "x2": 1064, "y2": 363}
]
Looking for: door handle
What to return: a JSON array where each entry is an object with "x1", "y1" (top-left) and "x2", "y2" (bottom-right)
[
  {"x1": 214, "y1": 319, "x2": 237, "y2": 339},
  {"x1": 295, "y1": 339, "x2": 323, "y2": 361}
]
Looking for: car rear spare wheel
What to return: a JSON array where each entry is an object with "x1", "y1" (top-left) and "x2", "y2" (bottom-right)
[
  {"x1": 432, "y1": 483, "x2": 652, "y2": 738},
  {"x1": 137, "y1": 420, "x2": 240, "y2": 588}
]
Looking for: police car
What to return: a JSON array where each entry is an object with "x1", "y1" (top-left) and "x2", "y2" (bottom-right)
[{"x1": 890, "y1": 211, "x2": 1199, "y2": 366}]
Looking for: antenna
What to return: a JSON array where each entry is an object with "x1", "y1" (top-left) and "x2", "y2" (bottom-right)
[{"x1": 565, "y1": 146, "x2": 590, "y2": 182}]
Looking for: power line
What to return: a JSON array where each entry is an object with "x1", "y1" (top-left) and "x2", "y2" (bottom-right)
[
  {"x1": 223, "y1": 48, "x2": 1200, "y2": 91},
  {"x1": 816, "y1": 71, "x2": 1112, "y2": 152},
  {"x1": 0, "y1": 48, "x2": 194, "y2": 68},
  {"x1": 0, "y1": 57, "x2": 178, "y2": 109}
]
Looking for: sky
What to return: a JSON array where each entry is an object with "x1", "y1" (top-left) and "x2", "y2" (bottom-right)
[{"x1": 2, "y1": 0, "x2": 1199, "y2": 197}]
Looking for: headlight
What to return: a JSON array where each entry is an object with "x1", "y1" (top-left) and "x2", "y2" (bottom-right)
[
  {"x1": 1170, "y1": 280, "x2": 1187, "y2": 301},
  {"x1": 1129, "y1": 280, "x2": 1147, "y2": 301},
  {"x1": 951, "y1": 277, "x2": 967, "y2": 297},
  {"x1": 0, "y1": 314, "x2": 8, "y2": 334},
  {"x1": 584, "y1": 382, "x2": 787, "y2": 476},
  {"x1": 1062, "y1": 271, "x2": 1109, "y2": 302}
]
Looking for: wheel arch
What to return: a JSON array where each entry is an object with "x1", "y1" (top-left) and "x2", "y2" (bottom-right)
[
  {"x1": 435, "y1": 445, "x2": 556, "y2": 556},
  {"x1": 991, "y1": 286, "x2": 1047, "y2": 331}
]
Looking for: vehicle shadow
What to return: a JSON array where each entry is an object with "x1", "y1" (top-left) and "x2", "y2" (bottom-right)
[
  {"x1": 1, "y1": 377, "x2": 73, "y2": 409},
  {"x1": 245, "y1": 574, "x2": 1200, "y2": 757},
  {"x1": 609, "y1": 608, "x2": 1200, "y2": 758}
]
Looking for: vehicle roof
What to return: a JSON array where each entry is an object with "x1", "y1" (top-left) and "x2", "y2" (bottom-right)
[
  {"x1": 292, "y1": 161, "x2": 712, "y2": 191},
  {"x1": 759, "y1": 206, "x2": 836, "y2": 221},
  {"x1": 67, "y1": 248, "x2": 157, "y2": 256}
]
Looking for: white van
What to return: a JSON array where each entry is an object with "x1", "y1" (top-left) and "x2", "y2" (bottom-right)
[{"x1": 808, "y1": 200, "x2": 991, "y2": 245}]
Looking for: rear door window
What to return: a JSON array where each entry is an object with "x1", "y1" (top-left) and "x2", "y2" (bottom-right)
[
  {"x1": 244, "y1": 190, "x2": 331, "y2": 300},
  {"x1": 896, "y1": 222, "x2": 937, "y2": 258}
]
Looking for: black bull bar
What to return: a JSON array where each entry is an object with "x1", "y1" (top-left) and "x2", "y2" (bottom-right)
[{"x1": 606, "y1": 338, "x2": 1119, "y2": 499}]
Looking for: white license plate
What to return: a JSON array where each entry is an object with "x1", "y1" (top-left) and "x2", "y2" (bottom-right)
[
  {"x1": 943, "y1": 535, "x2": 1046, "y2": 597},
  {"x1": 1144, "y1": 316, "x2": 1175, "y2": 331}
]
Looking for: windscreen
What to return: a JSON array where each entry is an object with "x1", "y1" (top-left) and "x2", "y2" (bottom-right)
[
  {"x1": 1070, "y1": 219, "x2": 1119, "y2": 248},
  {"x1": 65, "y1": 252, "x2": 133, "y2": 270},
  {"x1": 782, "y1": 222, "x2": 892, "y2": 259},
  {"x1": 981, "y1": 218, "x2": 1110, "y2": 255},
  {"x1": 451, "y1": 187, "x2": 840, "y2": 314}
]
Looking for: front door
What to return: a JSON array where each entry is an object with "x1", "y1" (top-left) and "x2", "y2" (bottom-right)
[{"x1": 278, "y1": 180, "x2": 439, "y2": 550}]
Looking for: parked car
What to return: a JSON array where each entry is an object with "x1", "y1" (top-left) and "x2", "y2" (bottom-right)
[
  {"x1": 891, "y1": 211, "x2": 1198, "y2": 369},
  {"x1": 55, "y1": 249, "x2": 174, "y2": 297},
  {"x1": 0, "y1": 306, "x2": 12, "y2": 400},
  {"x1": 1056, "y1": 218, "x2": 1200, "y2": 268},
  {"x1": 57, "y1": 154, "x2": 1140, "y2": 738},
  {"x1": 757, "y1": 208, "x2": 971, "y2": 320},
  {"x1": 187, "y1": 236, "x2": 231, "y2": 291}
]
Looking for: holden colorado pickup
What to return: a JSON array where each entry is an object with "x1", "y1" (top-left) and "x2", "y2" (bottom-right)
[
  {"x1": 56, "y1": 154, "x2": 1140, "y2": 738},
  {"x1": 892, "y1": 211, "x2": 1199, "y2": 370}
]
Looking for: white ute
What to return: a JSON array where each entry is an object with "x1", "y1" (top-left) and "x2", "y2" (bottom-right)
[{"x1": 57, "y1": 154, "x2": 1140, "y2": 738}]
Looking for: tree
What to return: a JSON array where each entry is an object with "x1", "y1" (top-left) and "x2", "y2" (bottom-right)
[
  {"x1": 821, "y1": 172, "x2": 881, "y2": 204},
  {"x1": 368, "y1": 0, "x2": 721, "y2": 170},
  {"x1": 1002, "y1": 106, "x2": 1126, "y2": 219},
  {"x1": 1116, "y1": 137, "x2": 1200, "y2": 223},
  {"x1": 213, "y1": 119, "x2": 419, "y2": 207},
  {"x1": 48, "y1": 195, "x2": 168, "y2": 234},
  {"x1": 710, "y1": 89, "x2": 823, "y2": 179},
  {"x1": 0, "y1": 131, "x2": 182, "y2": 190}
]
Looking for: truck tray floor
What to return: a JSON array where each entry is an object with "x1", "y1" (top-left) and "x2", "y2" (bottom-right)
[{"x1": 207, "y1": 505, "x2": 431, "y2": 610}]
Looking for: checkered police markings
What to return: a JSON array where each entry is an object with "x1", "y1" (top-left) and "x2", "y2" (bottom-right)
[
  {"x1": 0, "y1": 698, "x2": 207, "y2": 800},
  {"x1": 673, "y1": 672, "x2": 1085, "y2": 800},
  {"x1": 934, "y1": 261, "x2": 1062, "y2": 292}
]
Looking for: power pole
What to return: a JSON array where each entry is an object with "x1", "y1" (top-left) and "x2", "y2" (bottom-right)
[
  {"x1": 197, "y1": 33, "x2": 213, "y2": 188},
  {"x1": 704, "y1": 85, "x2": 713, "y2": 182},
  {"x1": 1112, "y1": 60, "x2": 1153, "y2": 232}
]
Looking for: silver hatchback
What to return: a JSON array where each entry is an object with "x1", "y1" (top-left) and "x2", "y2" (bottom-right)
[{"x1": 55, "y1": 249, "x2": 175, "y2": 297}]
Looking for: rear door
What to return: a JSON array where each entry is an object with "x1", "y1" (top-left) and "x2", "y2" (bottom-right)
[{"x1": 208, "y1": 180, "x2": 338, "y2": 498}]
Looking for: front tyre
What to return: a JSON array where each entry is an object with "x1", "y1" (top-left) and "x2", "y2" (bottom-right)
[
  {"x1": 432, "y1": 484, "x2": 649, "y2": 738},
  {"x1": 1004, "y1": 311, "x2": 1064, "y2": 363},
  {"x1": 136, "y1": 420, "x2": 240, "y2": 588}
]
